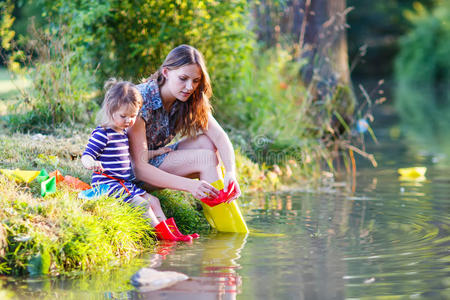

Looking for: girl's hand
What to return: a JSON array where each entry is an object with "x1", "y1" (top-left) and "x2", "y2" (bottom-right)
[
  {"x1": 89, "y1": 160, "x2": 104, "y2": 173},
  {"x1": 148, "y1": 147, "x2": 173, "y2": 159},
  {"x1": 82, "y1": 155, "x2": 104, "y2": 172},
  {"x1": 188, "y1": 179, "x2": 219, "y2": 200},
  {"x1": 223, "y1": 171, "x2": 241, "y2": 201},
  {"x1": 154, "y1": 147, "x2": 173, "y2": 156}
]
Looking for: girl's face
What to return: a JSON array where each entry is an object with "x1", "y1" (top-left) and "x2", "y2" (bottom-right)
[
  {"x1": 111, "y1": 104, "x2": 139, "y2": 132},
  {"x1": 163, "y1": 64, "x2": 202, "y2": 102}
]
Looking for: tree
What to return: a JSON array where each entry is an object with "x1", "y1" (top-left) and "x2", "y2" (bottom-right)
[{"x1": 253, "y1": 0, "x2": 355, "y2": 129}]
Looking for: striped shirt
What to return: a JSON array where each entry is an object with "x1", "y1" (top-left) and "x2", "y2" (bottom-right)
[{"x1": 83, "y1": 126, "x2": 145, "y2": 200}]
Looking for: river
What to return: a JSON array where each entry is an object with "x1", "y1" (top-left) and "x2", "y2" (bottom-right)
[{"x1": 1, "y1": 109, "x2": 449, "y2": 299}]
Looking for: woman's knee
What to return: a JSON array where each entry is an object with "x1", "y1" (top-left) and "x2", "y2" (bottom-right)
[
  {"x1": 198, "y1": 135, "x2": 216, "y2": 151},
  {"x1": 179, "y1": 134, "x2": 217, "y2": 151}
]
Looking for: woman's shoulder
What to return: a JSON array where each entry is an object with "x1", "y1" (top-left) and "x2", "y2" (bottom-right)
[
  {"x1": 137, "y1": 80, "x2": 163, "y2": 121},
  {"x1": 136, "y1": 80, "x2": 159, "y2": 99}
]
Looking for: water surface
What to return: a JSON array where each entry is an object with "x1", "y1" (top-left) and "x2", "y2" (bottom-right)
[{"x1": 1, "y1": 131, "x2": 449, "y2": 300}]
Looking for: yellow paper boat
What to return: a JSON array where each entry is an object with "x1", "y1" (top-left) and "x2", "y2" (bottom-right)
[
  {"x1": 0, "y1": 169, "x2": 40, "y2": 183},
  {"x1": 398, "y1": 167, "x2": 427, "y2": 178},
  {"x1": 201, "y1": 179, "x2": 249, "y2": 233}
]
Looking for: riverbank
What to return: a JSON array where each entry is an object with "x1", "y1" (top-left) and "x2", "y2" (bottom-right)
[{"x1": 0, "y1": 130, "x2": 298, "y2": 276}]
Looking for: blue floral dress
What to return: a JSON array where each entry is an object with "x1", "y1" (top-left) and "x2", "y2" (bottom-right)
[{"x1": 136, "y1": 80, "x2": 180, "y2": 167}]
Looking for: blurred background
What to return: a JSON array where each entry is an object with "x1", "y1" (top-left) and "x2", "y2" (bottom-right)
[{"x1": 1, "y1": 0, "x2": 449, "y2": 169}]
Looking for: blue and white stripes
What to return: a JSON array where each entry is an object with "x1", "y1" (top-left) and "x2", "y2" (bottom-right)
[{"x1": 83, "y1": 126, "x2": 145, "y2": 201}]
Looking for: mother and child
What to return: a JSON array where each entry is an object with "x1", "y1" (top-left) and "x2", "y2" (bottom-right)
[{"x1": 81, "y1": 45, "x2": 241, "y2": 242}]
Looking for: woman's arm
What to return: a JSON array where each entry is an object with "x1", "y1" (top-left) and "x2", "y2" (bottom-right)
[
  {"x1": 204, "y1": 114, "x2": 241, "y2": 198},
  {"x1": 128, "y1": 117, "x2": 218, "y2": 199}
]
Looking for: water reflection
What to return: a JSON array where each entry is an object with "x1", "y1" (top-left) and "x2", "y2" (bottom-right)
[
  {"x1": 1, "y1": 126, "x2": 449, "y2": 299},
  {"x1": 134, "y1": 233, "x2": 247, "y2": 299}
]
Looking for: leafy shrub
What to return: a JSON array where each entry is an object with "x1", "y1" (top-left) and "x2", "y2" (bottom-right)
[
  {"x1": 34, "y1": 0, "x2": 253, "y2": 87},
  {"x1": 4, "y1": 26, "x2": 98, "y2": 133},
  {"x1": 394, "y1": 1, "x2": 450, "y2": 147}
]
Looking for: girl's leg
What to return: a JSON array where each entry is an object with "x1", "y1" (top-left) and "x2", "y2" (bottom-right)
[
  {"x1": 159, "y1": 134, "x2": 221, "y2": 183},
  {"x1": 128, "y1": 195, "x2": 160, "y2": 227},
  {"x1": 142, "y1": 193, "x2": 166, "y2": 222}
]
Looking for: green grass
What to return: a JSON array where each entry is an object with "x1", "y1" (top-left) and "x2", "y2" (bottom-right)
[
  {"x1": 0, "y1": 129, "x2": 285, "y2": 276},
  {"x1": 0, "y1": 68, "x2": 29, "y2": 116},
  {"x1": 0, "y1": 131, "x2": 212, "y2": 276},
  {"x1": 0, "y1": 175, "x2": 155, "y2": 276}
]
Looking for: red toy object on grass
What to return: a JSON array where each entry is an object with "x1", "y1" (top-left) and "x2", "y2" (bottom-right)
[
  {"x1": 62, "y1": 175, "x2": 91, "y2": 190},
  {"x1": 154, "y1": 220, "x2": 193, "y2": 242},
  {"x1": 200, "y1": 182, "x2": 237, "y2": 207},
  {"x1": 49, "y1": 170, "x2": 65, "y2": 184},
  {"x1": 165, "y1": 217, "x2": 200, "y2": 239}
]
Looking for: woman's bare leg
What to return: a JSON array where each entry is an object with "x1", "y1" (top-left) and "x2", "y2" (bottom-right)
[{"x1": 159, "y1": 134, "x2": 221, "y2": 183}]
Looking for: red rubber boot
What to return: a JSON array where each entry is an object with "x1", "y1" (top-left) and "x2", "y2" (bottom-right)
[
  {"x1": 154, "y1": 221, "x2": 192, "y2": 242},
  {"x1": 166, "y1": 217, "x2": 200, "y2": 239}
]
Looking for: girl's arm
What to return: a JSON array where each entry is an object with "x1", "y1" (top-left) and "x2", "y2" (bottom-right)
[
  {"x1": 204, "y1": 114, "x2": 241, "y2": 199},
  {"x1": 82, "y1": 127, "x2": 107, "y2": 173},
  {"x1": 81, "y1": 155, "x2": 104, "y2": 172},
  {"x1": 128, "y1": 117, "x2": 218, "y2": 199}
]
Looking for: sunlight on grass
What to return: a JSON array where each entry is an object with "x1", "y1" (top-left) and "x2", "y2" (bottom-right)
[{"x1": 0, "y1": 68, "x2": 30, "y2": 116}]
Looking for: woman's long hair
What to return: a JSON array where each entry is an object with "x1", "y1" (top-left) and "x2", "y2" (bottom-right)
[{"x1": 146, "y1": 45, "x2": 212, "y2": 137}]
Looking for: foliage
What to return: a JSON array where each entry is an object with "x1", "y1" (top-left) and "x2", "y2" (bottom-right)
[
  {"x1": 34, "y1": 0, "x2": 253, "y2": 87},
  {"x1": 3, "y1": 26, "x2": 99, "y2": 133},
  {"x1": 0, "y1": 0, "x2": 15, "y2": 53},
  {"x1": 347, "y1": 0, "x2": 435, "y2": 77},
  {"x1": 394, "y1": 0, "x2": 450, "y2": 149},
  {"x1": 216, "y1": 47, "x2": 377, "y2": 176}
]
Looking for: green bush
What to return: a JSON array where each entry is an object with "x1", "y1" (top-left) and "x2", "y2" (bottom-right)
[
  {"x1": 394, "y1": 1, "x2": 450, "y2": 148},
  {"x1": 215, "y1": 47, "x2": 336, "y2": 174},
  {"x1": 35, "y1": 0, "x2": 253, "y2": 86},
  {"x1": 4, "y1": 27, "x2": 98, "y2": 133}
]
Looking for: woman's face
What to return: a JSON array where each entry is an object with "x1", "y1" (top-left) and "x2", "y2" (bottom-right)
[{"x1": 163, "y1": 64, "x2": 202, "y2": 102}]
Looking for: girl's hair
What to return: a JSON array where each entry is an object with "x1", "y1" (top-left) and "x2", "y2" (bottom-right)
[
  {"x1": 98, "y1": 78, "x2": 143, "y2": 127},
  {"x1": 146, "y1": 44, "x2": 212, "y2": 137}
]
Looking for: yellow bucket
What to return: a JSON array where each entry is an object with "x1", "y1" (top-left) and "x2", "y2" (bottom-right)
[{"x1": 201, "y1": 179, "x2": 249, "y2": 233}]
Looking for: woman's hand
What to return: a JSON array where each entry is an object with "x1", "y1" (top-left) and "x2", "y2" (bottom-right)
[
  {"x1": 223, "y1": 171, "x2": 241, "y2": 201},
  {"x1": 187, "y1": 179, "x2": 219, "y2": 200}
]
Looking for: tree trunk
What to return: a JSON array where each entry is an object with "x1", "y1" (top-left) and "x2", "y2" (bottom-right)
[
  {"x1": 253, "y1": 0, "x2": 356, "y2": 126},
  {"x1": 300, "y1": 0, "x2": 355, "y2": 119}
]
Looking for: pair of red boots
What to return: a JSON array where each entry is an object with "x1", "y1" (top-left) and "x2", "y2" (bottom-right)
[
  {"x1": 201, "y1": 182, "x2": 237, "y2": 207},
  {"x1": 155, "y1": 217, "x2": 200, "y2": 242}
]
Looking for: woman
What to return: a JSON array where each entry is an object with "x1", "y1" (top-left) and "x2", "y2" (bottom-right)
[{"x1": 129, "y1": 45, "x2": 241, "y2": 201}]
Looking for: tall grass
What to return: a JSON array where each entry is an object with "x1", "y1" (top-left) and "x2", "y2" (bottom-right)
[
  {"x1": 3, "y1": 26, "x2": 99, "y2": 133},
  {"x1": 0, "y1": 132, "x2": 153, "y2": 275},
  {"x1": 0, "y1": 174, "x2": 154, "y2": 276}
]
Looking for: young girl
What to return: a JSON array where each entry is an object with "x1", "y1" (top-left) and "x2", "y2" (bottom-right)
[{"x1": 81, "y1": 79, "x2": 198, "y2": 241}]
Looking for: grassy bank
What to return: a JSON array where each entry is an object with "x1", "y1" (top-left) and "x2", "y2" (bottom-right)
[{"x1": 0, "y1": 130, "x2": 290, "y2": 276}]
